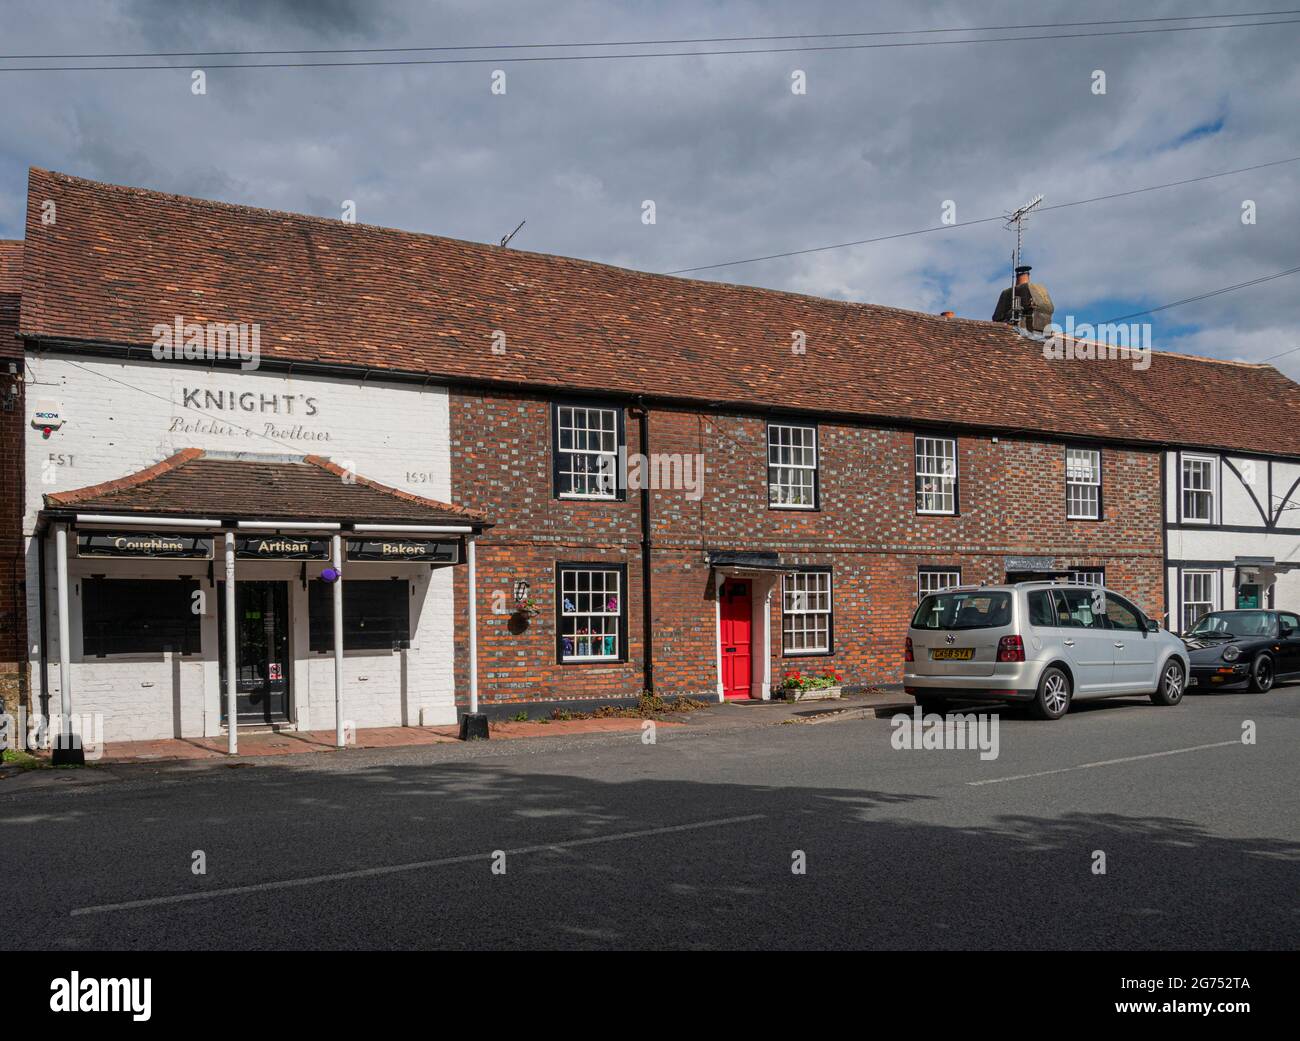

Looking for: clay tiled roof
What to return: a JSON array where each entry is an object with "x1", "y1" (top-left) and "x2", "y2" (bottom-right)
[
  {"x1": 17, "y1": 168, "x2": 1300, "y2": 457},
  {"x1": 43, "y1": 448, "x2": 487, "y2": 526},
  {"x1": 0, "y1": 240, "x2": 20, "y2": 295}
]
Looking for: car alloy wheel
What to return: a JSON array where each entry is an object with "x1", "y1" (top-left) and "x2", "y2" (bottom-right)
[
  {"x1": 1249, "y1": 655, "x2": 1274, "y2": 693},
  {"x1": 1031, "y1": 666, "x2": 1071, "y2": 720},
  {"x1": 1156, "y1": 661, "x2": 1184, "y2": 705}
]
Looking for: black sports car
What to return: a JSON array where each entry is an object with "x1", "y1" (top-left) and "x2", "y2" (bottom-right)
[{"x1": 1181, "y1": 609, "x2": 1300, "y2": 692}]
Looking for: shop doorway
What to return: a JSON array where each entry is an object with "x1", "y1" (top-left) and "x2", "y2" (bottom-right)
[{"x1": 218, "y1": 581, "x2": 292, "y2": 725}]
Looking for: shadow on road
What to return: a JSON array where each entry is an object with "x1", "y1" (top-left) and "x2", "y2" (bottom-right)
[{"x1": 5, "y1": 748, "x2": 1297, "y2": 950}]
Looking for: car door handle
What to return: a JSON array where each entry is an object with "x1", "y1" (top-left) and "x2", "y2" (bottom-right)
[
  {"x1": 1114, "y1": 641, "x2": 1125, "y2": 648},
  {"x1": 1063, "y1": 639, "x2": 1075, "y2": 647}
]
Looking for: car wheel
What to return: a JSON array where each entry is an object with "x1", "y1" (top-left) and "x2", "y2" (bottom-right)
[
  {"x1": 1030, "y1": 667, "x2": 1071, "y2": 720},
  {"x1": 1150, "y1": 659, "x2": 1185, "y2": 706},
  {"x1": 1247, "y1": 654, "x2": 1275, "y2": 693},
  {"x1": 916, "y1": 696, "x2": 948, "y2": 714}
]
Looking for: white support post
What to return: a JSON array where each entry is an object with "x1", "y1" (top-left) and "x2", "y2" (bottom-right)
[
  {"x1": 467, "y1": 537, "x2": 478, "y2": 715},
  {"x1": 54, "y1": 524, "x2": 73, "y2": 749},
  {"x1": 761, "y1": 583, "x2": 773, "y2": 700},
  {"x1": 333, "y1": 534, "x2": 345, "y2": 748},
  {"x1": 224, "y1": 532, "x2": 237, "y2": 755}
]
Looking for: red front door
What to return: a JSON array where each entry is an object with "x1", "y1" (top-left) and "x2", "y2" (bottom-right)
[{"x1": 720, "y1": 578, "x2": 753, "y2": 699}]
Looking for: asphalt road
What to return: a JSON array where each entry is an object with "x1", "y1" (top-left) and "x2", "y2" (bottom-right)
[{"x1": 4, "y1": 684, "x2": 1298, "y2": 950}]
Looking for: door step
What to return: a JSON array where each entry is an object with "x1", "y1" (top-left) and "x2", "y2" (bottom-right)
[{"x1": 221, "y1": 722, "x2": 297, "y2": 735}]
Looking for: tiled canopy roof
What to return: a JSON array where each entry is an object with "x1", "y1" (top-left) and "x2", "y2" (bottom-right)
[
  {"x1": 18, "y1": 168, "x2": 1300, "y2": 457},
  {"x1": 43, "y1": 448, "x2": 487, "y2": 527}
]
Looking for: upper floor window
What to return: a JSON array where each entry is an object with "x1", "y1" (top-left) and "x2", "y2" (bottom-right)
[
  {"x1": 1181, "y1": 455, "x2": 1216, "y2": 523},
  {"x1": 915, "y1": 436, "x2": 957, "y2": 515},
  {"x1": 1066, "y1": 448, "x2": 1101, "y2": 520},
  {"x1": 553, "y1": 403, "x2": 624, "y2": 500},
  {"x1": 768, "y1": 423, "x2": 818, "y2": 509}
]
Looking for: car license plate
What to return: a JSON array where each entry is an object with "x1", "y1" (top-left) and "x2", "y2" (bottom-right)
[{"x1": 931, "y1": 647, "x2": 974, "y2": 661}]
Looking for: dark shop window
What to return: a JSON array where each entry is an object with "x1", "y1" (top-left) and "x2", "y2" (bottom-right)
[
  {"x1": 309, "y1": 579, "x2": 411, "y2": 651},
  {"x1": 81, "y1": 578, "x2": 202, "y2": 657}
]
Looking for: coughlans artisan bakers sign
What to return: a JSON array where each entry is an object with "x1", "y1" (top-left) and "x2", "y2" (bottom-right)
[
  {"x1": 236, "y1": 535, "x2": 330, "y2": 560},
  {"x1": 78, "y1": 531, "x2": 213, "y2": 558},
  {"x1": 347, "y1": 539, "x2": 459, "y2": 563}
]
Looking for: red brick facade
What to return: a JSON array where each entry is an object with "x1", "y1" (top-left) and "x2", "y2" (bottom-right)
[{"x1": 449, "y1": 390, "x2": 1165, "y2": 707}]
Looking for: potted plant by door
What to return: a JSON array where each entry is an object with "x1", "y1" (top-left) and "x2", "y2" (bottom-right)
[{"x1": 779, "y1": 668, "x2": 843, "y2": 702}]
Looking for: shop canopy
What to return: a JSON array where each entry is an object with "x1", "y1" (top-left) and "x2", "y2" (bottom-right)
[{"x1": 37, "y1": 448, "x2": 489, "y2": 534}]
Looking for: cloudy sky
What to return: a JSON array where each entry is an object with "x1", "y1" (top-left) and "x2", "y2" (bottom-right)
[{"x1": 2, "y1": 1, "x2": 1298, "y2": 379}]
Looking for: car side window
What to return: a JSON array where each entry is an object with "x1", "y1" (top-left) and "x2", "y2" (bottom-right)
[
  {"x1": 1056, "y1": 588, "x2": 1105, "y2": 629},
  {"x1": 1027, "y1": 590, "x2": 1056, "y2": 627},
  {"x1": 1104, "y1": 595, "x2": 1143, "y2": 632},
  {"x1": 1281, "y1": 612, "x2": 1300, "y2": 636}
]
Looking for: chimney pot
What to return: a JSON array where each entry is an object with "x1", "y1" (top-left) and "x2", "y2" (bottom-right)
[{"x1": 940, "y1": 310, "x2": 955, "y2": 318}]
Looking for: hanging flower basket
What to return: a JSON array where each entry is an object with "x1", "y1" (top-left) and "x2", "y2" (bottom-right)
[{"x1": 512, "y1": 598, "x2": 542, "y2": 619}]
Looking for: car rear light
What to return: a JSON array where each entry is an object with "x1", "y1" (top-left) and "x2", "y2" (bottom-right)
[
  {"x1": 904, "y1": 637, "x2": 914, "y2": 662},
  {"x1": 997, "y1": 635, "x2": 1025, "y2": 662}
]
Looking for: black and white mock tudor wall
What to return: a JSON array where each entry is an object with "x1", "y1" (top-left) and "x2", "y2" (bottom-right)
[{"x1": 3, "y1": 168, "x2": 1300, "y2": 742}]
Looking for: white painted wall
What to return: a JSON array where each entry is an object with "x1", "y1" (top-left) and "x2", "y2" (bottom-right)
[
  {"x1": 1165, "y1": 449, "x2": 1300, "y2": 630},
  {"x1": 23, "y1": 353, "x2": 460, "y2": 743}
]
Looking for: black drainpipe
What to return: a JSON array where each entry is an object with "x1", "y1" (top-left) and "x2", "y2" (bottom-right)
[{"x1": 631, "y1": 399, "x2": 654, "y2": 693}]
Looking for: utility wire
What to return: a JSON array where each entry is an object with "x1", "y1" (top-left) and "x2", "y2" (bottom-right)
[
  {"x1": 2, "y1": 10, "x2": 1296, "y2": 59},
  {"x1": 666, "y1": 156, "x2": 1300, "y2": 274},
  {"x1": 1101, "y1": 264, "x2": 1300, "y2": 324},
  {"x1": 3, "y1": 17, "x2": 1299, "y2": 71}
]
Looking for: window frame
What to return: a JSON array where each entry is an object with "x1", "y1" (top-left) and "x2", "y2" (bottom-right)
[
  {"x1": 766, "y1": 420, "x2": 820, "y2": 511},
  {"x1": 555, "y1": 562, "x2": 629, "y2": 664},
  {"x1": 914, "y1": 435, "x2": 959, "y2": 516},
  {"x1": 1180, "y1": 569, "x2": 1219, "y2": 633},
  {"x1": 917, "y1": 566, "x2": 962, "y2": 599},
  {"x1": 781, "y1": 567, "x2": 834, "y2": 657},
  {"x1": 309, "y1": 578, "x2": 411, "y2": 652},
  {"x1": 1065, "y1": 446, "x2": 1103, "y2": 521},
  {"x1": 551, "y1": 400, "x2": 627, "y2": 502},
  {"x1": 1067, "y1": 568, "x2": 1106, "y2": 587},
  {"x1": 80, "y1": 576, "x2": 203, "y2": 659},
  {"x1": 1180, "y1": 454, "x2": 1217, "y2": 524}
]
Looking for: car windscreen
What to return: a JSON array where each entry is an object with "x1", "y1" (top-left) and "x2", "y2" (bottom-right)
[
  {"x1": 1188, "y1": 611, "x2": 1276, "y2": 638},
  {"x1": 912, "y1": 591, "x2": 1013, "y2": 630}
]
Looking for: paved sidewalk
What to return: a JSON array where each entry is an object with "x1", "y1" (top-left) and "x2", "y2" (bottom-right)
[
  {"x1": 9, "y1": 688, "x2": 911, "y2": 770},
  {"x1": 90, "y1": 715, "x2": 682, "y2": 763}
]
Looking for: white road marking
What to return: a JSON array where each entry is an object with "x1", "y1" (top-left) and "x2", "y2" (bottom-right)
[
  {"x1": 69, "y1": 813, "x2": 765, "y2": 916},
  {"x1": 966, "y1": 740, "x2": 1240, "y2": 786}
]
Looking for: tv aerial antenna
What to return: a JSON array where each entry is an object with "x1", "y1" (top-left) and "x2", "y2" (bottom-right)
[
  {"x1": 500, "y1": 219, "x2": 526, "y2": 248},
  {"x1": 1004, "y1": 194, "x2": 1044, "y2": 323}
]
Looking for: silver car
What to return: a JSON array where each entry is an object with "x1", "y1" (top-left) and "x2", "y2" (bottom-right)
[{"x1": 904, "y1": 582, "x2": 1189, "y2": 720}]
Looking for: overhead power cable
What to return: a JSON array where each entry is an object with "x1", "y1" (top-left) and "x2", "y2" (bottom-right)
[
  {"x1": 2, "y1": 10, "x2": 1296, "y2": 59},
  {"x1": 665, "y1": 156, "x2": 1300, "y2": 274},
  {"x1": 2, "y1": 17, "x2": 1300, "y2": 71}
]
